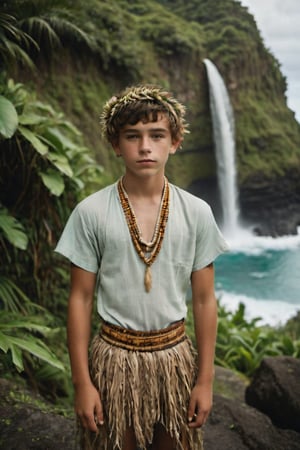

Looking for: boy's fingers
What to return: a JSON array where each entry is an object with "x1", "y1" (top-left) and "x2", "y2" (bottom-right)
[
  {"x1": 188, "y1": 413, "x2": 197, "y2": 424},
  {"x1": 86, "y1": 413, "x2": 98, "y2": 432},
  {"x1": 78, "y1": 412, "x2": 98, "y2": 432},
  {"x1": 188, "y1": 411, "x2": 204, "y2": 428},
  {"x1": 187, "y1": 400, "x2": 196, "y2": 423},
  {"x1": 188, "y1": 409, "x2": 210, "y2": 428},
  {"x1": 95, "y1": 401, "x2": 104, "y2": 425}
]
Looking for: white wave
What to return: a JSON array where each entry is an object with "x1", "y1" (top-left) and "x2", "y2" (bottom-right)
[
  {"x1": 224, "y1": 226, "x2": 300, "y2": 255},
  {"x1": 217, "y1": 290, "x2": 300, "y2": 327},
  {"x1": 250, "y1": 271, "x2": 268, "y2": 279}
]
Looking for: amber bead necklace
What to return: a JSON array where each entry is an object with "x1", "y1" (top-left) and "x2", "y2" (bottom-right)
[{"x1": 118, "y1": 177, "x2": 170, "y2": 292}]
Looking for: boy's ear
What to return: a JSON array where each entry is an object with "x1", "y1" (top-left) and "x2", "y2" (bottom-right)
[
  {"x1": 169, "y1": 138, "x2": 182, "y2": 155},
  {"x1": 112, "y1": 142, "x2": 121, "y2": 157}
]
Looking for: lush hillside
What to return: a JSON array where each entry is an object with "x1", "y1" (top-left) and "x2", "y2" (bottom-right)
[{"x1": 7, "y1": 0, "x2": 299, "y2": 235}]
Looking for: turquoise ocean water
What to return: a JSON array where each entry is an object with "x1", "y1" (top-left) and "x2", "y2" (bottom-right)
[{"x1": 214, "y1": 230, "x2": 300, "y2": 326}]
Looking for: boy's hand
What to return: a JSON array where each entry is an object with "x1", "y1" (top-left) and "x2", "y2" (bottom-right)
[
  {"x1": 187, "y1": 382, "x2": 213, "y2": 428},
  {"x1": 74, "y1": 382, "x2": 104, "y2": 432}
]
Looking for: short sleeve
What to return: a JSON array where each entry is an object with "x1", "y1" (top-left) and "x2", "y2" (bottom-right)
[
  {"x1": 54, "y1": 202, "x2": 101, "y2": 273},
  {"x1": 192, "y1": 202, "x2": 229, "y2": 271}
]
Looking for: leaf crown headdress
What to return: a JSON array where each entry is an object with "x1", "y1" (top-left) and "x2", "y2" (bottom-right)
[{"x1": 100, "y1": 85, "x2": 189, "y2": 143}]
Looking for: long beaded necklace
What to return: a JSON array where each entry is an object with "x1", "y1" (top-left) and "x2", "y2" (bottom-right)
[{"x1": 117, "y1": 177, "x2": 170, "y2": 292}]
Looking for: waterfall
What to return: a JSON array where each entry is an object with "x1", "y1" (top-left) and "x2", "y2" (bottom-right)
[{"x1": 203, "y1": 58, "x2": 239, "y2": 237}]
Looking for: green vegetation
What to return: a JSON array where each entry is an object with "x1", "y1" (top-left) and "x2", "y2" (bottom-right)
[
  {"x1": 0, "y1": 76, "x2": 103, "y2": 401},
  {"x1": 186, "y1": 302, "x2": 300, "y2": 378},
  {"x1": 216, "y1": 303, "x2": 300, "y2": 376},
  {"x1": 0, "y1": 3, "x2": 105, "y2": 402},
  {"x1": 0, "y1": 0, "x2": 299, "y2": 410}
]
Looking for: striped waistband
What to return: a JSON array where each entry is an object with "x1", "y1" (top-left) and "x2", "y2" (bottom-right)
[{"x1": 99, "y1": 319, "x2": 187, "y2": 352}]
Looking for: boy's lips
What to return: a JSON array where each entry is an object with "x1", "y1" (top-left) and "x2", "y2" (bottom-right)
[{"x1": 137, "y1": 159, "x2": 155, "y2": 163}]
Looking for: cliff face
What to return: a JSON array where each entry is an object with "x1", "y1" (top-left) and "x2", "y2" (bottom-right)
[
  {"x1": 239, "y1": 169, "x2": 300, "y2": 236},
  {"x1": 16, "y1": 0, "x2": 300, "y2": 235}
]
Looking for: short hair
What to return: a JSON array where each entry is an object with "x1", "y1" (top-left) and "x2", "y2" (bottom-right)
[{"x1": 100, "y1": 84, "x2": 189, "y2": 144}]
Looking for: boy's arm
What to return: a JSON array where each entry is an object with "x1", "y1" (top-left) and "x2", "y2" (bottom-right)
[
  {"x1": 67, "y1": 264, "x2": 103, "y2": 432},
  {"x1": 188, "y1": 263, "x2": 217, "y2": 428}
]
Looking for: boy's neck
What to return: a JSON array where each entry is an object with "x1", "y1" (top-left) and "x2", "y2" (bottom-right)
[{"x1": 122, "y1": 173, "x2": 166, "y2": 198}]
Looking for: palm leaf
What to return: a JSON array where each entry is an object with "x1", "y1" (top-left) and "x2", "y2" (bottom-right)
[
  {"x1": 0, "y1": 309, "x2": 65, "y2": 373},
  {"x1": 0, "y1": 330, "x2": 65, "y2": 372},
  {"x1": 20, "y1": 16, "x2": 60, "y2": 48},
  {"x1": 0, "y1": 276, "x2": 29, "y2": 312},
  {"x1": 0, "y1": 12, "x2": 38, "y2": 69}
]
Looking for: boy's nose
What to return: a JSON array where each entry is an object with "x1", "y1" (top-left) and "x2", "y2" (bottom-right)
[{"x1": 139, "y1": 136, "x2": 151, "y2": 152}]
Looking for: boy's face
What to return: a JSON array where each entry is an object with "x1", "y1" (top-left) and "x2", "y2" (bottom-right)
[{"x1": 112, "y1": 113, "x2": 180, "y2": 178}]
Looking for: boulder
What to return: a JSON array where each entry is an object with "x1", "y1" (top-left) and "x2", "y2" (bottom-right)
[
  {"x1": 213, "y1": 365, "x2": 248, "y2": 403},
  {"x1": 204, "y1": 394, "x2": 300, "y2": 450},
  {"x1": 0, "y1": 379, "x2": 78, "y2": 450},
  {"x1": 245, "y1": 356, "x2": 300, "y2": 433}
]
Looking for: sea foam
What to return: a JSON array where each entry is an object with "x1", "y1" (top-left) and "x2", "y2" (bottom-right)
[
  {"x1": 225, "y1": 227, "x2": 300, "y2": 256},
  {"x1": 217, "y1": 290, "x2": 299, "y2": 327}
]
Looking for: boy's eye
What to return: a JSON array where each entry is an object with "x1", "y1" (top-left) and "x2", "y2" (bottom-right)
[
  {"x1": 124, "y1": 132, "x2": 166, "y2": 140},
  {"x1": 126, "y1": 134, "x2": 139, "y2": 140}
]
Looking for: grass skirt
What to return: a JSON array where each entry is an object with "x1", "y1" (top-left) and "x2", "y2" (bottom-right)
[{"x1": 80, "y1": 333, "x2": 203, "y2": 450}]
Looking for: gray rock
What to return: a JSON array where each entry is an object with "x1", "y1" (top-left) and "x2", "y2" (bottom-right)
[
  {"x1": 245, "y1": 356, "x2": 300, "y2": 433},
  {"x1": 204, "y1": 394, "x2": 300, "y2": 450},
  {"x1": 0, "y1": 379, "x2": 78, "y2": 450}
]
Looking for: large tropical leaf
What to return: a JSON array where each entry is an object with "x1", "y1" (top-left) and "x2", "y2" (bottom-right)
[
  {"x1": 44, "y1": 126, "x2": 78, "y2": 151},
  {"x1": 0, "y1": 95, "x2": 18, "y2": 138},
  {"x1": 0, "y1": 331, "x2": 23, "y2": 369},
  {"x1": 0, "y1": 207, "x2": 28, "y2": 250},
  {"x1": 0, "y1": 330, "x2": 65, "y2": 372},
  {"x1": 47, "y1": 151, "x2": 73, "y2": 177},
  {"x1": 0, "y1": 318, "x2": 52, "y2": 334},
  {"x1": 18, "y1": 111, "x2": 49, "y2": 126},
  {"x1": 39, "y1": 168, "x2": 65, "y2": 196},
  {"x1": 18, "y1": 125, "x2": 48, "y2": 155},
  {"x1": 0, "y1": 309, "x2": 65, "y2": 373}
]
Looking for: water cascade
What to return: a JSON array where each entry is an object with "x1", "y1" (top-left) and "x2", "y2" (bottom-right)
[{"x1": 203, "y1": 58, "x2": 239, "y2": 237}]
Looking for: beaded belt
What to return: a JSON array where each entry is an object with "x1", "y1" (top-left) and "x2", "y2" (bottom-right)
[{"x1": 100, "y1": 319, "x2": 187, "y2": 352}]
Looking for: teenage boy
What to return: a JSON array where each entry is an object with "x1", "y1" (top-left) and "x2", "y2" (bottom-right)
[{"x1": 55, "y1": 85, "x2": 228, "y2": 450}]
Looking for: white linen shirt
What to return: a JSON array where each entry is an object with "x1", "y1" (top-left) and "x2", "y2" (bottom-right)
[{"x1": 55, "y1": 181, "x2": 229, "y2": 330}]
